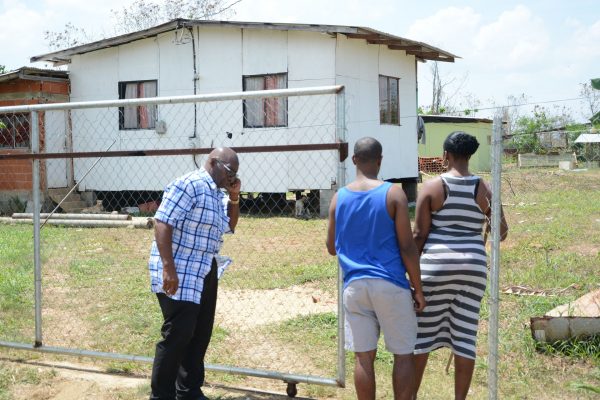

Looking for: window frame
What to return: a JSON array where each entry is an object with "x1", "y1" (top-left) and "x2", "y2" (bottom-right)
[
  {"x1": 242, "y1": 73, "x2": 288, "y2": 129},
  {"x1": 118, "y1": 80, "x2": 158, "y2": 130},
  {"x1": 379, "y1": 75, "x2": 400, "y2": 126},
  {"x1": 0, "y1": 113, "x2": 31, "y2": 150}
]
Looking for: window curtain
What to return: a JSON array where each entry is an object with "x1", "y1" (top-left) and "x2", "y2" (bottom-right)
[
  {"x1": 244, "y1": 76, "x2": 264, "y2": 127},
  {"x1": 123, "y1": 83, "x2": 138, "y2": 129},
  {"x1": 139, "y1": 81, "x2": 157, "y2": 129},
  {"x1": 379, "y1": 76, "x2": 389, "y2": 124},
  {"x1": 264, "y1": 74, "x2": 287, "y2": 126},
  {"x1": 389, "y1": 78, "x2": 399, "y2": 124}
]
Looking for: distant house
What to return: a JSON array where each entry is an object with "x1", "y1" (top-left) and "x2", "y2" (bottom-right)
[
  {"x1": 418, "y1": 115, "x2": 492, "y2": 172},
  {"x1": 0, "y1": 67, "x2": 69, "y2": 212},
  {"x1": 575, "y1": 133, "x2": 600, "y2": 166},
  {"x1": 29, "y1": 19, "x2": 456, "y2": 205}
]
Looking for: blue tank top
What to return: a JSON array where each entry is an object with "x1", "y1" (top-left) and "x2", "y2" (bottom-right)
[{"x1": 335, "y1": 181, "x2": 410, "y2": 289}]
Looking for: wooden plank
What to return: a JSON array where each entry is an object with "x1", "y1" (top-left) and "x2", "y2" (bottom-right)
[
  {"x1": 344, "y1": 33, "x2": 381, "y2": 40},
  {"x1": 366, "y1": 39, "x2": 407, "y2": 45},
  {"x1": 387, "y1": 45, "x2": 423, "y2": 51},
  {"x1": 406, "y1": 51, "x2": 440, "y2": 58},
  {"x1": 418, "y1": 56, "x2": 455, "y2": 62}
]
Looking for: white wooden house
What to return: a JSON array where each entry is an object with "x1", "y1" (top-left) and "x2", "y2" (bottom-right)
[{"x1": 31, "y1": 19, "x2": 456, "y2": 204}]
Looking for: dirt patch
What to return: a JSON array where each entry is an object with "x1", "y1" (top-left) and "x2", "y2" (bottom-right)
[
  {"x1": 566, "y1": 243, "x2": 600, "y2": 257},
  {"x1": 216, "y1": 285, "x2": 336, "y2": 331},
  {"x1": 5, "y1": 360, "x2": 147, "y2": 400},
  {"x1": 42, "y1": 269, "x2": 93, "y2": 348}
]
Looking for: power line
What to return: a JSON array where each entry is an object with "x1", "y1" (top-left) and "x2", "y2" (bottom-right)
[{"x1": 340, "y1": 95, "x2": 590, "y2": 123}]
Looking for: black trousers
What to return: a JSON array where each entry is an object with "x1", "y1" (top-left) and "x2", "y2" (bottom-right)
[{"x1": 150, "y1": 259, "x2": 218, "y2": 400}]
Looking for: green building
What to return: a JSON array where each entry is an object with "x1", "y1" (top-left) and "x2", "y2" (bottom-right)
[{"x1": 419, "y1": 115, "x2": 493, "y2": 172}]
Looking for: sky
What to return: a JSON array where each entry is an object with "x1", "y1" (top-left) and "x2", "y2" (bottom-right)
[{"x1": 1, "y1": 0, "x2": 598, "y2": 120}]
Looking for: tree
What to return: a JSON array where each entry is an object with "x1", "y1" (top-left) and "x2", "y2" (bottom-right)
[
  {"x1": 579, "y1": 82, "x2": 600, "y2": 122},
  {"x1": 496, "y1": 93, "x2": 529, "y2": 136},
  {"x1": 509, "y1": 104, "x2": 574, "y2": 154},
  {"x1": 456, "y1": 92, "x2": 481, "y2": 117},
  {"x1": 424, "y1": 61, "x2": 468, "y2": 115},
  {"x1": 44, "y1": 22, "x2": 93, "y2": 51},
  {"x1": 0, "y1": 65, "x2": 6, "y2": 74},
  {"x1": 44, "y1": 0, "x2": 242, "y2": 50}
]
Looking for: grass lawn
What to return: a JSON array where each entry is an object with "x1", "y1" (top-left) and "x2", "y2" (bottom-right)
[{"x1": 0, "y1": 166, "x2": 599, "y2": 399}]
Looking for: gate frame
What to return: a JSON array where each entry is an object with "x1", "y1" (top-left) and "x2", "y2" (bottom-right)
[{"x1": 0, "y1": 85, "x2": 348, "y2": 394}]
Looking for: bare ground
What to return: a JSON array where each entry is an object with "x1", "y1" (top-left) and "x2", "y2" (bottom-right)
[{"x1": 2, "y1": 284, "x2": 337, "y2": 400}]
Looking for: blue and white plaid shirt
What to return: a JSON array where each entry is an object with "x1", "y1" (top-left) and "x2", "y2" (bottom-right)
[{"x1": 148, "y1": 168, "x2": 231, "y2": 304}]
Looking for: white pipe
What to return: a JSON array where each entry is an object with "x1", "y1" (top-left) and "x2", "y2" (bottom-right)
[
  {"x1": 13, "y1": 213, "x2": 132, "y2": 221},
  {"x1": 0, "y1": 86, "x2": 344, "y2": 113},
  {"x1": 0, "y1": 217, "x2": 153, "y2": 229},
  {"x1": 31, "y1": 111, "x2": 42, "y2": 346},
  {"x1": 335, "y1": 88, "x2": 347, "y2": 388},
  {"x1": 0, "y1": 341, "x2": 341, "y2": 387}
]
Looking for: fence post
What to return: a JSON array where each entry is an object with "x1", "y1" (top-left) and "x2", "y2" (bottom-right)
[
  {"x1": 335, "y1": 88, "x2": 347, "y2": 387},
  {"x1": 31, "y1": 111, "x2": 43, "y2": 347},
  {"x1": 488, "y1": 113, "x2": 503, "y2": 399}
]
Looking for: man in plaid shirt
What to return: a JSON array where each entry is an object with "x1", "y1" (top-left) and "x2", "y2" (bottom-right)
[{"x1": 148, "y1": 147, "x2": 241, "y2": 400}]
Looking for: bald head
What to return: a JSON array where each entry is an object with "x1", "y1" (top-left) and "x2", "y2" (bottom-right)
[
  {"x1": 205, "y1": 147, "x2": 239, "y2": 188},
  {"x1": 208, "y1": 147, "x2": 238, "y2": 166},
  {"x1": 353, "y1": 137, "x2": 382, "y2": 163}
]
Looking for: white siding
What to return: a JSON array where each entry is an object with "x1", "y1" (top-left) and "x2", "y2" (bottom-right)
[
  {"x1": 70, "y1": 48, "x2": 119, "y2": 101},
  {"x1": 196, "y1": 26, "x2": 242, "y2": 93},
  {"x1": 242, "y1": 29, "x2": 287, "y2": 75},
  {"x1": 158, "y1": 31, "x2": 195, "y2": 94},
  {"x1": 288, "y1": 31, "x2": 336, "y2": 86},
  {"x1": 335, "y1": 34, "x2": 418, "y2": 182},
  {"x1": 69, "y1": 35, "x2": 194, "y2": 191},
  {"x1": 65, "y1": 26, "x2": 418, "y2": 195},
  {"x1": 378, "y1": 43, "x2": 419, "y2": 180}
]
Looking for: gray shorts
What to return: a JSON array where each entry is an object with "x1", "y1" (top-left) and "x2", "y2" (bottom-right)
[{"x1": 343, "y1": 278, "x2": 417, "y2": 355}]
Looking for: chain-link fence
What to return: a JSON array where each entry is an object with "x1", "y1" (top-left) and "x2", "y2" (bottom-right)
[{"x1": 0, "y1": 86, "x2": 347, "y2": 394}]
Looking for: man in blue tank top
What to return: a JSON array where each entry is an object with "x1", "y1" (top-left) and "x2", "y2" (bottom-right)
[{"x1": 326, "y1": 137, "x2": 425, "y2": 400}]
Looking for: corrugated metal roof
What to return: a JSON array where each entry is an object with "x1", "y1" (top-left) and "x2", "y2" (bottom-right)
[
  {"x1": 0, "y1": 67, "x2": 68, "y2": 83},
  {"x1": 574, "y1": 133, "x2": 600, "y2": 143},
  {"x1": 420, "y1": 115, "x2": 492, "y2": 124},
  {"x1": 30, "y1": 18, "x2": 458, "y2": 65}
]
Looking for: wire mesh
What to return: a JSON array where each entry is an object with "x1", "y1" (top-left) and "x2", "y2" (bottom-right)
[{"x1": 0, "y1": 86, "x2": 346, "y2": 388}]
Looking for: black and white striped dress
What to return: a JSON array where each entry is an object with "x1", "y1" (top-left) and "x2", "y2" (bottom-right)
[{"x1": 414, "y1": 174, "x2": 487, "y2": 360}]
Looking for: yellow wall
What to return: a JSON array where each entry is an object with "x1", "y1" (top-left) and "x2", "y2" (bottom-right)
[{"x1": 418, "y1": 122, "x2": 492, "y2": 172}]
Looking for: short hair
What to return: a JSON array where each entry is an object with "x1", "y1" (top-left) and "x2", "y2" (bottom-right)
[
  {"x1": 354, "y1": 137, "x2": 382, "y2": 162},
  {"x1": 443, "y1": 131, "x2": 479, "y2": 157}
]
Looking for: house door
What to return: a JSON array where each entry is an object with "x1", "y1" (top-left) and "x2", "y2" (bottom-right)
[{"x1": 44, "y1": 110, "x2": 69, "y2": 188}]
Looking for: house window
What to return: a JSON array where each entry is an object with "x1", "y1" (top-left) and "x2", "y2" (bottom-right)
[
  {"x1": 0, "y1": 113, "x2": 30, "y2": 149},
  {"x1": 118, "y1": 81, "x2": 157, "y2": 129},
  {"x1": 379, "y1": 75, "x2": 400, "y2": 125},
  {"x1": 243, "y1": 73, "x2": 287, "y2": 128}
]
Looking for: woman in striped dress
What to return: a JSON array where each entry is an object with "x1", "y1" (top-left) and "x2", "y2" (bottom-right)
[{"x1": 412, "y1": 131, "x2": 508, "y2": 399}]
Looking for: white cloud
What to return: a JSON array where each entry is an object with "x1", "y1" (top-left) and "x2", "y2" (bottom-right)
[
  {"x1": 406, "y1": 6, "x2": 481, "y2": 56},
  {"x1": 0, "y1": 3, "x2": 47, "y2": 68},
  {"x1": 473, "y1": 5, "x2": 550, "y2": 69},
  {"x1": 0, "y1": 0, "x2": 147, "y2": 69},
  {"x1": 564, "y1": 19, "x2": 600, "y2": 59},
  {"x1": 233, "y1": 0, "x2": 396, "y2": 27}
]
